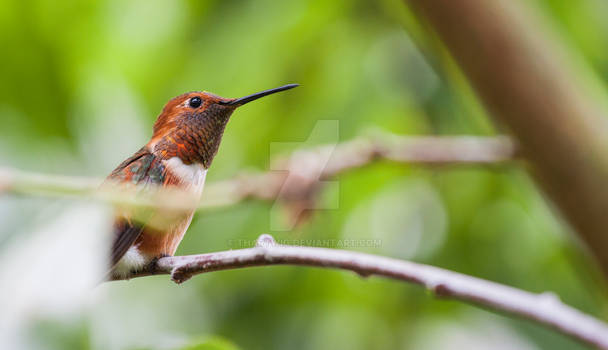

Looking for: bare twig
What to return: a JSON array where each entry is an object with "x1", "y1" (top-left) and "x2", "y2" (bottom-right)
[
  {"x1": 201, "y1": 134, "x2": 515, "y2": 210},
  {"x1": 0, "y1": 134, "x2": 516, "y2": 212},
  {"x1": 112, "y1": 234, "x2": 608, "y2": 349}
]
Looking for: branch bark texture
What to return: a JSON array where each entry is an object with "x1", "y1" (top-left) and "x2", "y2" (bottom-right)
[
  {"x1": 113, "y1": 234, "x2": 608, "y2": 349},
  {"x1": 405, "y1": 0, "x2": 608, "y2": 275}
]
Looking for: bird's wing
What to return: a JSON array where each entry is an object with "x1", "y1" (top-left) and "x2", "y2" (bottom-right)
[{"x1": 105, "y1": 147, "x2": 167, "y2": 266}]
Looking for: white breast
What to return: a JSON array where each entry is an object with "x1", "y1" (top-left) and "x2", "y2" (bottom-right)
[
  {"x1": 113, "y1": 245, "x2": 148, "y2": 278},
  {"x1": 163, "y1": 157, "x2": 207, "y2": 195}
]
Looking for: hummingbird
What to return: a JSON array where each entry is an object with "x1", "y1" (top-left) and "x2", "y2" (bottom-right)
[{"x1": 106, "y1": 84, "x2": 298, "y2": 279}]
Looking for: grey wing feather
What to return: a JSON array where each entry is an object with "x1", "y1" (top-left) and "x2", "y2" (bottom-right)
[{"x1": 105, "y1": 148, "x2": 166, "y2": 267}]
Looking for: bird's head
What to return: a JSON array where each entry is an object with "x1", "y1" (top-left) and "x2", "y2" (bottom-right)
[{"x1": 148, "y1": 84, "x2": 298, "y2": 168}]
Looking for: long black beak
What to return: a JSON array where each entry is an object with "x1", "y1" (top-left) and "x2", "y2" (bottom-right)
[{"x1": 219, "y1": 84, "x2": 299, "y2": 106}]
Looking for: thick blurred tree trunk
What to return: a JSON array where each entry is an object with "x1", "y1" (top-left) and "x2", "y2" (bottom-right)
[{"x1": 406, "y1": 0, "x2": 608, "y2": 276}]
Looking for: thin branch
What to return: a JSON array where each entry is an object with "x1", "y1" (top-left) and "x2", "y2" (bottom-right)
[
  {"x1": 200, "y1": 134, "x2": 515, "y2": 210},
  {"x1": 112, "y1": 234, "x2": 608, "y2": 349},
  {"x1": 0, "y1": 134, "x2": 516, "y2": 211}
]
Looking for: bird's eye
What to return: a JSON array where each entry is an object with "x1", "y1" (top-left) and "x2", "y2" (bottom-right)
[{"x1": 188, "y1": 97, "x2": 202, "y2": 108}]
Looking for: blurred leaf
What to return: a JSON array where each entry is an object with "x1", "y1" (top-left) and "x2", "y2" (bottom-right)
[{"x1": 179, "y1": 336, "x2": 240, "y2": 350}]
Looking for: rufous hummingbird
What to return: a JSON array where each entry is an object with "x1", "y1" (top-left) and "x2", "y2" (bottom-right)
[{"x1": 106, "y1": 84, "x2": 298, "y2": 279}]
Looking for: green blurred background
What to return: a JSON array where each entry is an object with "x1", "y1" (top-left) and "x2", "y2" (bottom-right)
[{"x1": 1, "y1": 0, "x2": 608, "y2": 349}]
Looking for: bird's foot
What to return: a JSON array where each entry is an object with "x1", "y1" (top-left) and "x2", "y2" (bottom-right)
[{"x1": 148, "y1": 254, "x2": 170, "y2": 274}]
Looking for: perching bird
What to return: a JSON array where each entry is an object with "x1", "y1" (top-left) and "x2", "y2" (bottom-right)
[{"x1": 106, "y1": 84, "x2": 298, "y2": 279}]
